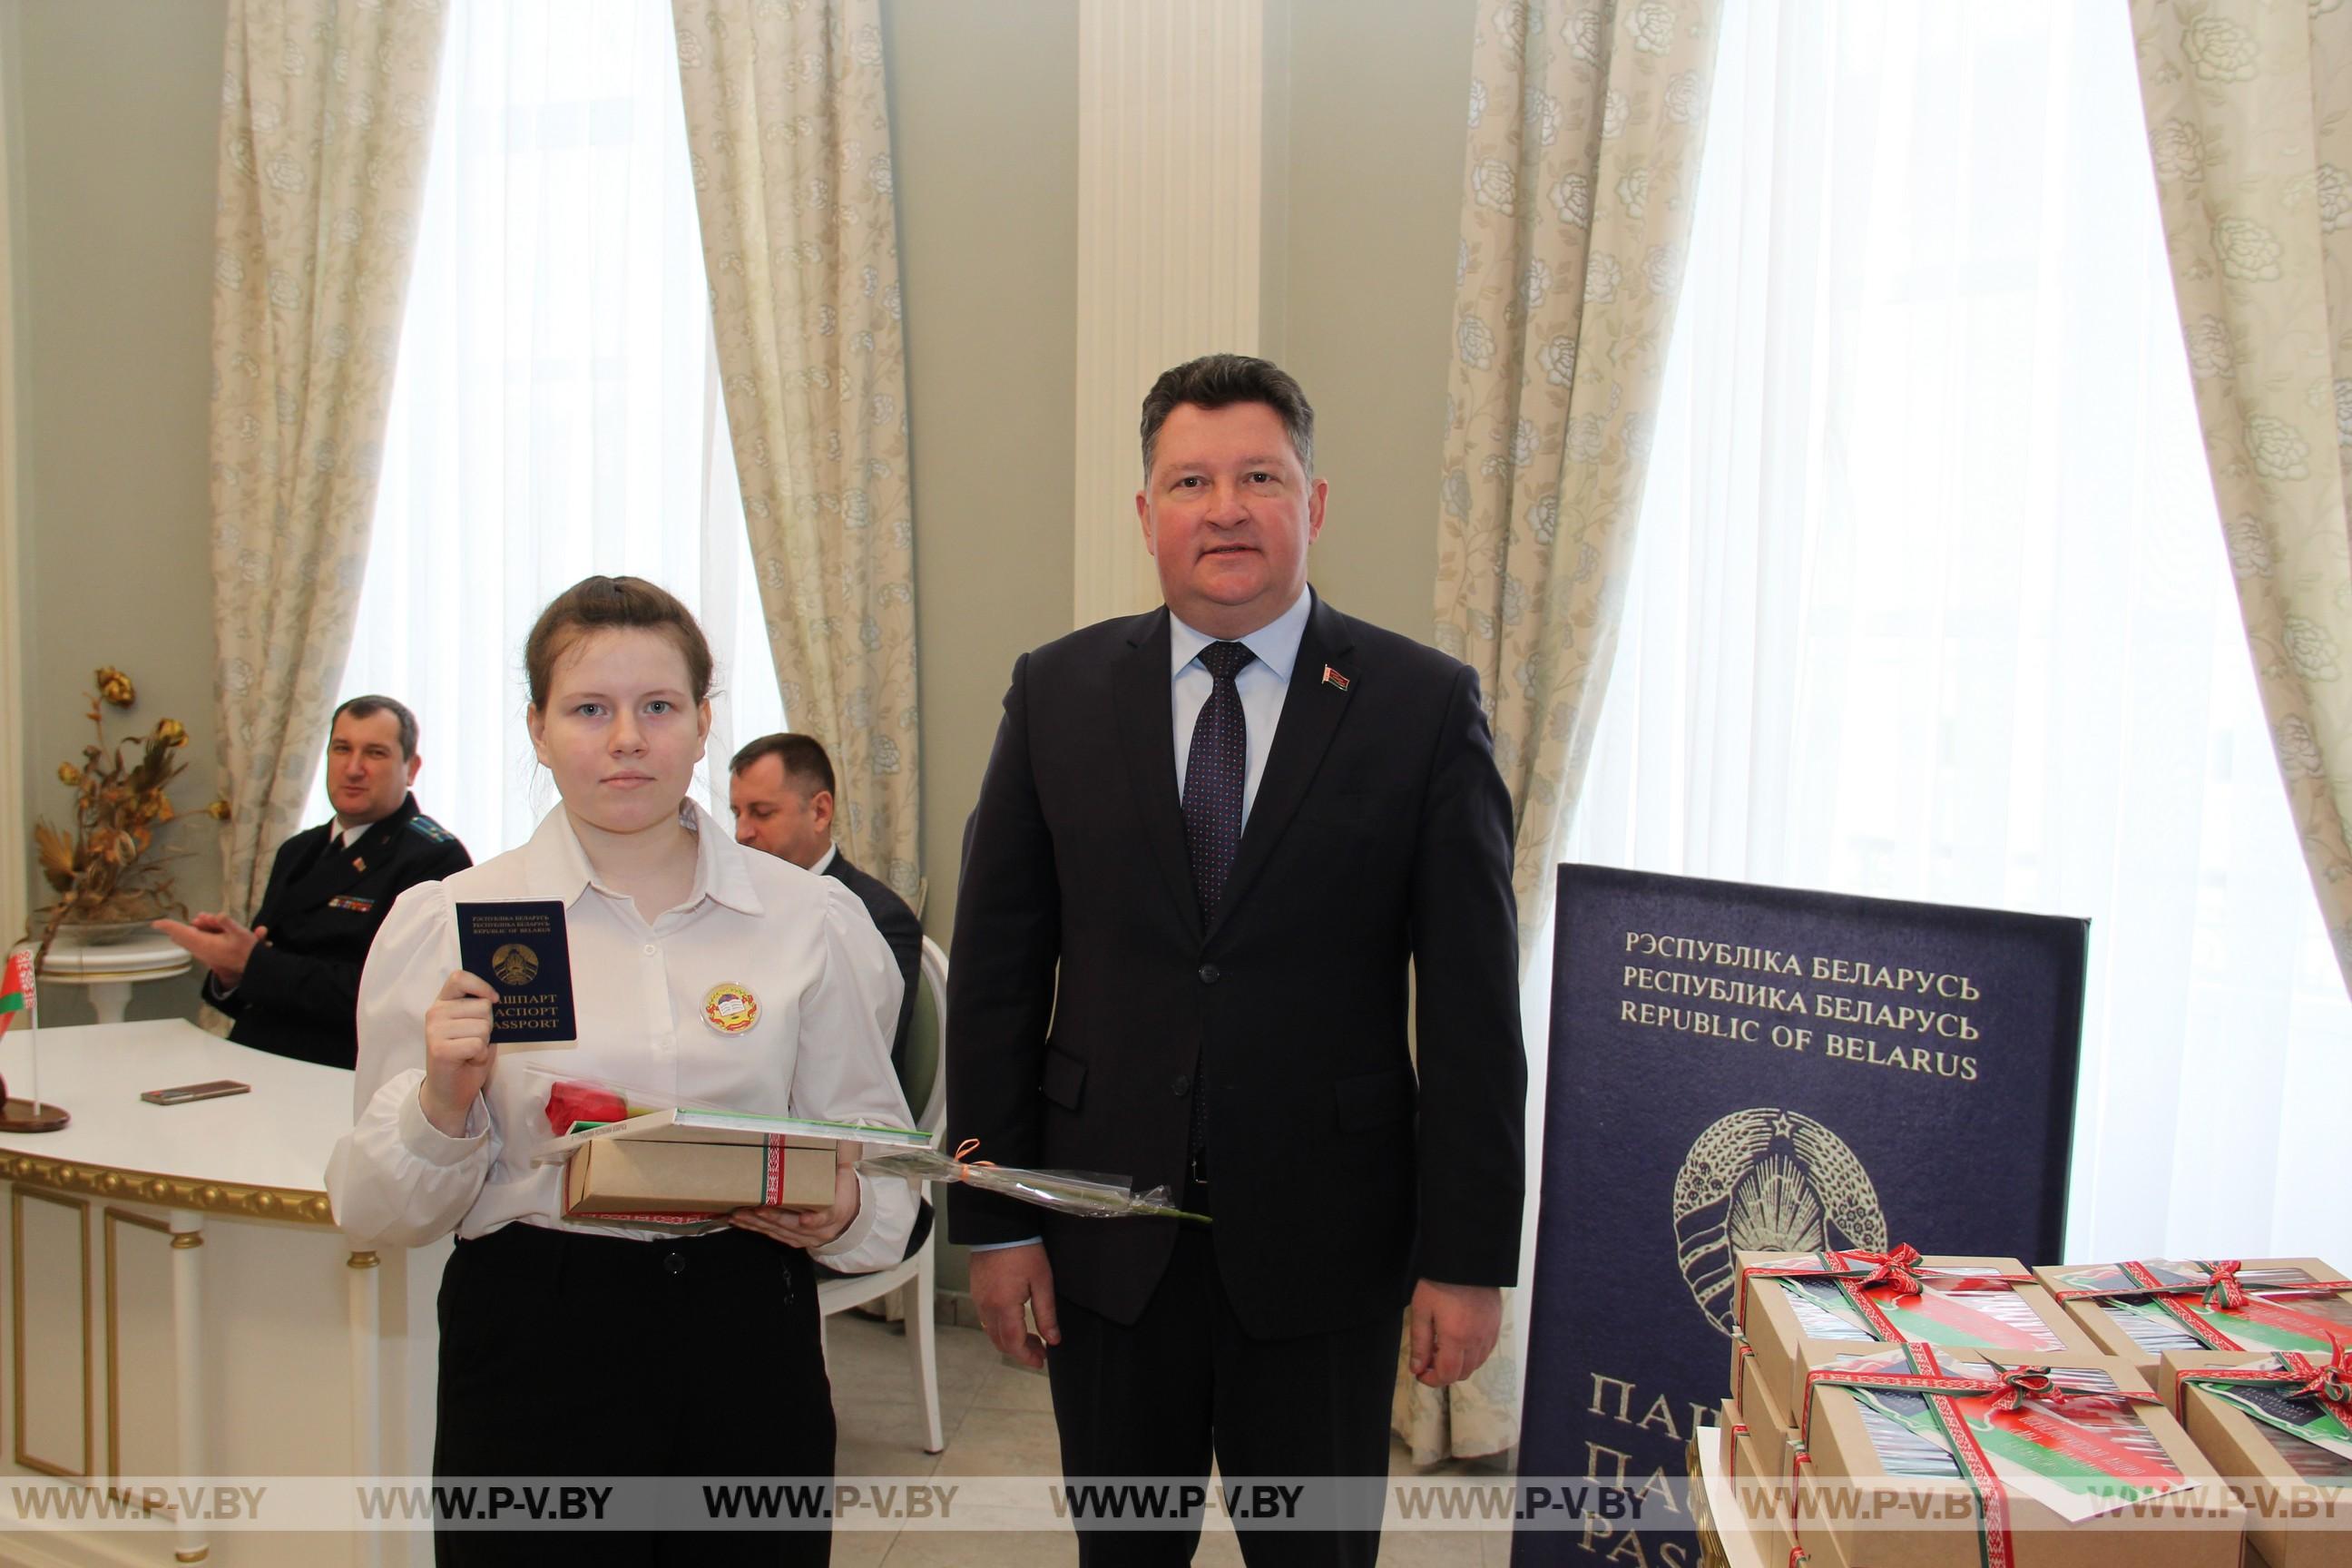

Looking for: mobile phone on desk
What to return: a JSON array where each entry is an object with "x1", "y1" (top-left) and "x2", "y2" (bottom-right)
[{"x1": 140, "y1": 1081, "x2": 250, "y2": 1106}]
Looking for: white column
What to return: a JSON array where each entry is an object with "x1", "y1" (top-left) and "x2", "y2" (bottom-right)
[
  {"x1": 88, "y1": 982, "x2": 133, "y2": 1027},
  {"x1": 1073, "y1": 0, "x2": 1264, "y2": 630},
  {"x1": 169, "y1": 1210, "x2": 207, "y2": 1566},
  {"x1": 348, "y1": 1250, "x2": 384, "y2": 1568}
]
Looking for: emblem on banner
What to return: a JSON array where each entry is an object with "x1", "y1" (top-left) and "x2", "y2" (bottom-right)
[{"x1": 1671, "y1": 1107, "x2": 1886, "y2": 1336}]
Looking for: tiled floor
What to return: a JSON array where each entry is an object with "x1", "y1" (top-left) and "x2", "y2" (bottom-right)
[{"x1": 826, "y1": 1311, "x2": 1514, "y2": 1566}]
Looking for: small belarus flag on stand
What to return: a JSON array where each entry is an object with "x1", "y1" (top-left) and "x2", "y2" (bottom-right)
[
  {"x1": 0, "y1": 946, "x2": 64, "y2": 1130},
  {"x1": 0, "y1": 947, "x2": 31, "y2": 1038}
]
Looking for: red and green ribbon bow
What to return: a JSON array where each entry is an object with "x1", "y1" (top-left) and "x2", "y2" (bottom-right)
[
  {"x1": 2199, "y1": 1259, "x2": 2248, "y2": 1312},
  {"x1": 1798, "y1": 1346, "x2": 2161, "y2": 1568},
  {"x1": 1738, "y1": 1246, "x2": 2032, "y2": 1342},
  {"x1": 2173, "y1": 1344, "x2": 2352, "y2": 1433}
]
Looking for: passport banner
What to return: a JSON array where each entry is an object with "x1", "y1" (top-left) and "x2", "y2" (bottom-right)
[{"x1": 1513, "y1": 865, "x2": 2086, "y2": 1567}]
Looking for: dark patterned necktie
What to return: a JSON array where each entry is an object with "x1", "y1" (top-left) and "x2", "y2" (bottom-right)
[
  {"x1": 1182, "y1": 641, "x2": 1257, "y2": 931},
  {"x1": 1183, "y1": 639, "x2": 1254, "y2": 1181}
]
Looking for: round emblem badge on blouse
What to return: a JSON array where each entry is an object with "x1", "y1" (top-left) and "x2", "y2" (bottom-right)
[{"x1": 703, "y1": 984, "x2": 760, "y2": 1034}]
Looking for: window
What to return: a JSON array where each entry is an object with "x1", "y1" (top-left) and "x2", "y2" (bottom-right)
[
  {"x1": 1555, "y1": 0, "x2": 2349, "y2": 1257},
  {"x1": 311, "y1": 0, "x2": 782, "y2": 857}
]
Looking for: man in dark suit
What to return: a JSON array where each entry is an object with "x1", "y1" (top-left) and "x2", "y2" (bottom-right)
[
  {"x1": 728, "y1": 731, "x2": 923, "y2": 1074},
  {"x1": 154, "y1": 695, "x2": 471, "y2": 1069},
  {"x1": 947, "y1": 354, "x2": 1526, "y2": 1566}
]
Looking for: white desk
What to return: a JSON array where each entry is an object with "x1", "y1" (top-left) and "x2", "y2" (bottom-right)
[{"x1": 0, "y1": 1022, "x2": 441, "y2": 1568}]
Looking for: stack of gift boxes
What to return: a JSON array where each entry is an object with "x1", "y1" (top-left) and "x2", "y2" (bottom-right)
[{"x1": 1716, "y1": 1250, "x2": 2352, "y2": 1568}]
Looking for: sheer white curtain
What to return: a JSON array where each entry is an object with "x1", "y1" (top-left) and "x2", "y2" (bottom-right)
[
  {"x1": 310, "y1": 0, "x2": 782, "y2": 858},
  {"x1": 1553, "y1": 0, "x2": 2351, "y2": 1260}
]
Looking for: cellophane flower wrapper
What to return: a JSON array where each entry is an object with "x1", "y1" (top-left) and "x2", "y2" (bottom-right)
[{"x1": 853, "y1": 1148, "x2": 1209, "y2": 1223}]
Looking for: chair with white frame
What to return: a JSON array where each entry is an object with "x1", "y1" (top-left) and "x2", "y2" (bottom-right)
[{"x1": 818, "y1": 934, "x2": 948, "y2": 1454}]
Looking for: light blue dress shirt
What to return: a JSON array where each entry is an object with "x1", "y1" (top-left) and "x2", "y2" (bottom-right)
[{"x1": 1168, "y1": 585, "x2": 1312, "y2": 827}]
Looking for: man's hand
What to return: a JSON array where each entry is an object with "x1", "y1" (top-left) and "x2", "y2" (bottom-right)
[
  {"x1": 1406, "y1": 1279, "x2": 1503, "y2": 1387},
  {"x1": 152, "y1": 913, "x2": 267, "y2": 988},
  {"x1": 418, "y1": 969, "x2": 496, "y2": 1137},
  {"x1": 730, "y1": 1155, "x2": 863, "y2": 1250},
  {"x1": 969, "y1": 1241, "x2": 1060, "y2": 1368}
]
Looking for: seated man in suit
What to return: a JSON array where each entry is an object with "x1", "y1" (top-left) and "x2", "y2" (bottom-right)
[
  {"x1": 154, "y1": 695, "x2": 471, "y2": 1069},
  {"x1": 727, "y1": 731, "x2": 922, "y2": 1075}
]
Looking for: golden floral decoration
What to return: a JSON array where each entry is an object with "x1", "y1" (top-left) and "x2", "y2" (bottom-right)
[{"x1": 29, "y1": 666, "x2": 209, "y2": 965}]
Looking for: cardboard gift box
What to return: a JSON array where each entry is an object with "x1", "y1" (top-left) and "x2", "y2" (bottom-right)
[
  {"x1": 2034, "y1": 1260, "x2": 2352, "y2": 1380},
  {"x1": 1795, "y1": 1345, "x2": 2244, "y2": 1568},
  {"x1": 1733, "y1": 1333, "x2": 1808, "y2": 1485},
  {"x1": 563, "y1": 1133, "x2": 836, "y2": 1220},
  {"x1": 1793, "y1": 1467, "x2": 1851, "y2": 1568},
  {"x1": 2157, "y1": 1349, "x2": 2352, "y2": 1568},
  {"x1": 1721, "y1": 1398, "x2": 1808, "y2": 1567},
  {"x1": 545, "y1": 1102, "x2": 932, "y2": 1222},
  {"x1": 1737, "y1": 1249, "x2": 2099, "y2": 1421}
]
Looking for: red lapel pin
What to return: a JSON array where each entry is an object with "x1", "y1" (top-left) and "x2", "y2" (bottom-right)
[{"x1": 1322, "y1": 664, "x2": 1350, "y2": 691}]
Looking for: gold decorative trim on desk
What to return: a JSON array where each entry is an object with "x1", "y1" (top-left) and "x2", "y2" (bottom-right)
[{"x1": 0, "y1": 1152, "x2": 333, "y2": 1226}]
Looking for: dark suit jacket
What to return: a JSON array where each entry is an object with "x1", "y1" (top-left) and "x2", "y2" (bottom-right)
[
  {"x1": 822, "y1": 850, "x2": 923, "y2": 1082},
  {"x1": 205, "y1": 793, "x2": 472, "y2": 1068},
  {"x1": 946, "y1": 591, "x2": 1526, "y2": 1339}
]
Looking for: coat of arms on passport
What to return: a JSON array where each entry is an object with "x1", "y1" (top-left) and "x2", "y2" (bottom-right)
[
  {"x1": 456, "y1": 901, "x2": 577, "y2": 1045},
  {"x1": 1671, "y1": 1105, "x2": 1886, "y2": 1334}
]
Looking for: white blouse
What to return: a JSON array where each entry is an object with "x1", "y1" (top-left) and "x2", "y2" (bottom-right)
[{"x1": 326, "y1": 800, "x2": 915, "y2": 1274}]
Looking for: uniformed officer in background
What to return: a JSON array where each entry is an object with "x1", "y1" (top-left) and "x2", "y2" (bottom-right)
[{"x1": 154, "y1": 695, "x2": 472, "y2": 1068}]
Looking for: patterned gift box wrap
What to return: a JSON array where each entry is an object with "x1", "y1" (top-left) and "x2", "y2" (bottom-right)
[
  {"x1": 1796, "y1": 1344, "x2": 2244, "y2": 1568},
  {"x1": 2158, "y1": 1348, "x2": 2352, "y2": 1568},
  {"x1": 2036, "y1": 1260, "x2": 2352, "y2": 1382},
  {"x1": 1738, "y1": 1248, "x2": 2100, "y2": 1424}
]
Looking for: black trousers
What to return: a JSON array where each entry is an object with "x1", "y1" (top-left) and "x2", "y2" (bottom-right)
[
  {"x1": 1045, "y1": 1225, "x2": 1401, "y2": 1568},
  {"x1": 433, "y1": 1221, "x2": 833, "y2": 1567}
]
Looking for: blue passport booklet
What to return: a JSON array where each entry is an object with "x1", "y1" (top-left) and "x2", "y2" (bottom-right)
[{"x1": 456, "y1": 900, "x2": 577, "y2": 1045}]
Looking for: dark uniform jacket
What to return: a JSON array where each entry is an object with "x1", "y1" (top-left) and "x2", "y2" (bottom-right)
[
  {"x1": 205, "y1": 794, "x2": 472, "y2": 1069},
  {"x1": 945, "y1": 591, "x2": 1527, "y2": 1339},
  {"x1": 822, "y1": 850, "x2": 923, "y2": 1080}
]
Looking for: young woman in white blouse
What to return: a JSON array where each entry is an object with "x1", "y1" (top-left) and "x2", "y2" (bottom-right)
[{"x1": 328, "y1": 575, "x2": 912, "y2": 1566}]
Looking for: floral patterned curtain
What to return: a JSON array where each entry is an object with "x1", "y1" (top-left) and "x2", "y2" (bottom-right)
[
  {"x1": 1413, "y1": 0, "x2": 1727, "y2": 1461},
  {"x1": 671, "y1": 0, "x2": 922, "y2": 902},
  {"x1": 2129, "y1": 2, "x2": 2352, "y2": 994},
  {"x1": 209, "y1": 0, "x2": 449, "y2": 918}
]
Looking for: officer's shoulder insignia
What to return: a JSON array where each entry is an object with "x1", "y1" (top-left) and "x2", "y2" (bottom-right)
[{"x1": 407, "y1": 815, "x2": 455, "y2": 844}]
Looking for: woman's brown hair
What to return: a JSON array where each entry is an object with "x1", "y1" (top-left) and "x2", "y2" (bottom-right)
[{"x1": 523, "y1": 575, "x2": 715, "y2": 710}]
